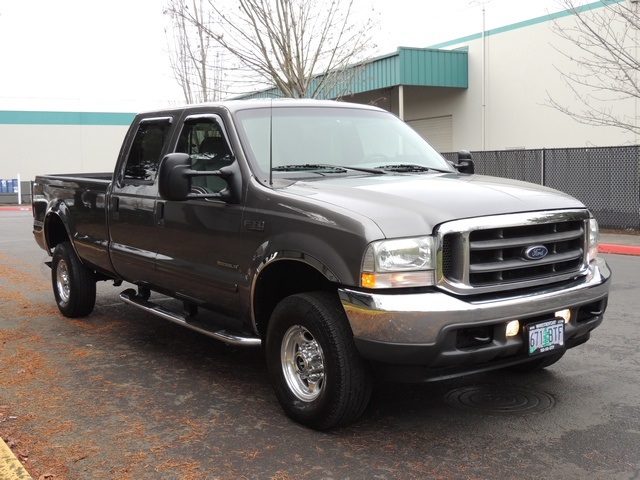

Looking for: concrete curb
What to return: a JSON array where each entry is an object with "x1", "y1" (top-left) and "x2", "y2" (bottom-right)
[
  {"x1": 0, "y1": 438, "x2": 32, "y2": 480},
  {"x1": 599, "y1": 244, "x2": 640, "y2": 256}
]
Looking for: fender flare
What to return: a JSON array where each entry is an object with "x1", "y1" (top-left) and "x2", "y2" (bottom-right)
[
  {"x1": 247, "y1": 241, "x2": 347, "y2": 335},
  {"x1": 43, "y1": 200, "x2": 75, "y2": 253}
]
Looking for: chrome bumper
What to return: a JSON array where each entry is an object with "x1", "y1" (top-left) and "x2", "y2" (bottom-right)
[{"x1": 338, "y1": 258, "x2": 611, "y2": 346}]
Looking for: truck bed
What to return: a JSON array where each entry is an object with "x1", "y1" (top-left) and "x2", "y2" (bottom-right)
[{"x1": 32, "y1": 173, "x2": 115, "y2": 275}]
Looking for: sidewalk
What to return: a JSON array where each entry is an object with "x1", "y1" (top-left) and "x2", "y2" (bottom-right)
[{"x1": 600, "y1": 232, "x2": 640, "y2": 256}]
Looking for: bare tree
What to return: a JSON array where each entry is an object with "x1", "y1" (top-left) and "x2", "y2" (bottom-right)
[
  {"x1": 547, "y1": 0, "x2": 640, "y2": 136},
  {"x1": 165, "y1": 0, "x2": 226, "y2": 103},
  {"x1": 172, "y1": 0, "x2": 376, "y2": 99}
]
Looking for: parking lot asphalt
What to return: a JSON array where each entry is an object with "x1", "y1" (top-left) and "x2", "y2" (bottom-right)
[{"x1": 1, "y1": 209, "x2": 640, "y2": 480}]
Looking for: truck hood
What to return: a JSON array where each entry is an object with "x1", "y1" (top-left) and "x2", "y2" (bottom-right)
[{"x1": 282, "y1": 173, "x2": 585, "y2": 237}]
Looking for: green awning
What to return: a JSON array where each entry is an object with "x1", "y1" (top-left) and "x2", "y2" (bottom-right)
[{"x1": 239, "y1": 46, "x2": 468, "y2": 100}]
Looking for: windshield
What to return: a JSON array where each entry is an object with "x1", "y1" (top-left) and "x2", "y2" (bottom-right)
[{"x1": 234, "y1": 106, "x2": 453, "y2": 182}]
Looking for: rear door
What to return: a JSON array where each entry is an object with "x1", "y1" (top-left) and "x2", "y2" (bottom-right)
[{"x1": 109, "y1": 116, "x2": 173, "y2": 283}]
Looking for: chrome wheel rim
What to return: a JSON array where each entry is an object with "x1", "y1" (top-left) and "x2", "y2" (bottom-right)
[
  {"x1": 56, "y1": 259, "x2": 71, "y2": 304},
  {"x1": 281, "y1": 325, "x2": 325, "y2": 402}
]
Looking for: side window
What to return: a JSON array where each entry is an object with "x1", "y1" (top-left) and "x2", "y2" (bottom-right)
[
  {"x1": 175, "y1": 119, "x2": 233, "y2": 193},
  {"x1": 124, "y1": 120, "x2": 172, "y2": 182}
]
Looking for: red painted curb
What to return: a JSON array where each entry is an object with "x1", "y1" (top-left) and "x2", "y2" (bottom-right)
[
  {"x1": 0, "y1": 206, "x2": 31, "y2": 211},
  {"x1": 599, "y1": 244, "x2": 640, "y2": 256}
]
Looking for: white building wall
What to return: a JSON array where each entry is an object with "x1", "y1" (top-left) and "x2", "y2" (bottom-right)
[
  {"x1": 482, "y1": 19, "x2": 635, "y2": 149},
  {"x1": 0, "y1": 124, "x2": 129, "y2": 181},
  {"x1": 410, "y1": 4, "x2": 638, "y2": 151}
]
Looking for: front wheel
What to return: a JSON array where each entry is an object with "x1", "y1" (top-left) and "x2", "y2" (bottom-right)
[
  {"x1": 51, "y1": 242, "x2": 96, "y2": 318},
  {"x1": 266, "y1": 292, "x2": 372, "y2": 430}
]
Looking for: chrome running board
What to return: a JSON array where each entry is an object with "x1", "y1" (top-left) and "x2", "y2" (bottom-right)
[{"x1": 119, "y1": 288, "x2": 261, "y2": 347}]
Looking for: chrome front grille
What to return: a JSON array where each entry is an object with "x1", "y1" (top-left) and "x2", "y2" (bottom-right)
[{"x1": 437, "y1": 210, "x2": 590, "y2": 295}]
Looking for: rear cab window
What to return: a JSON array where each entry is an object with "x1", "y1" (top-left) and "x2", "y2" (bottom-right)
[{"x1": 121, "y1": 116, "x2": 173, "y2": 185}]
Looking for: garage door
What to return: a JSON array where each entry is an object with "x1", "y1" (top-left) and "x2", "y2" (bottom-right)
[{"x1": 407, "y1": 116, "x2": 452, "y2": 153}]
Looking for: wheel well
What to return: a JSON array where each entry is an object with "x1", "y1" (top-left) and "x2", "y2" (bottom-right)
[
  {"x1": 46, "y1": 214, "x2": 70, "y2": 251},
  {"x1": 253, "y1": 260, "x2": 335, "y2": 338}
]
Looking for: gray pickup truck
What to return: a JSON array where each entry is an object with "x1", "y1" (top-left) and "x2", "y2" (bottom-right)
[{"x1": 32, "y1": 99, "x2": 611, "y2": 429}]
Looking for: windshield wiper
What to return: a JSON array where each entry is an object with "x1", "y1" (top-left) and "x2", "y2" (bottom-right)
[
  {"x1": 272, "y1": 164, "x2": 386, "y2": 174},
  {"x1": 272, "y1": 164, "x2": 346, "y2": 173},
  {"x1": 340, "y1": 165, "x2": 386, "y2": 174},
  {"x1": 374, "y1": 164, "x2": 451, "y2": 174}
]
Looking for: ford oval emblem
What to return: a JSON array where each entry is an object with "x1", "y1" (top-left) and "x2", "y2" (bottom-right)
[{"x1": 523, "y1": 245, "x2": 549, "y2": 261}]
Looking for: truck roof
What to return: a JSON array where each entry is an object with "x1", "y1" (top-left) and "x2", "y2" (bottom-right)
[{"x1": 137, "y1": 98, "x2": 384, "y2": 117}]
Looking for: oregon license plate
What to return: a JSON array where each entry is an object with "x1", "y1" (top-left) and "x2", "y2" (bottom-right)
[{"x1": 527, "y1": 318, "x2": 564, "y2": 355}]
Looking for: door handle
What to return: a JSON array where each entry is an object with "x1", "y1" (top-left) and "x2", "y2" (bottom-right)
[
  {"x1": 112, "y1": 196, "x2": 120, "y2": 220},
  {"x1": 156, "y1": 201, "x2": 165, "y2": 227}
]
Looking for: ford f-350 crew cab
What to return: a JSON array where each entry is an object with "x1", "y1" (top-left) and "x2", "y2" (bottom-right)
[{"x1": 33, "y1": 99, "x2": 611, "y2": 430}]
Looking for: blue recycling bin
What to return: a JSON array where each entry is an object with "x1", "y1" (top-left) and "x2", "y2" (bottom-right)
[{"x1": 0, "y1": 179, "x2": 18, "y2": 194}]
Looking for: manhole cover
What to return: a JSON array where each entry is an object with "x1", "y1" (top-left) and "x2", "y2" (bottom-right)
[{"x1": 445, "y1": 385, "x2": 555, "y2": 414}]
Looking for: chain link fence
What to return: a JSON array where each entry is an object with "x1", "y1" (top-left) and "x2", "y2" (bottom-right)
[{"x1": 443, "y1": 146, "x2": 640, "y2": 231}]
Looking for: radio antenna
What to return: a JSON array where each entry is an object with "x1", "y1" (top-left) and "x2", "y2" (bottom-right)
[{"x1": 269, "y1": 98, "x2": 273, "y2": 186}]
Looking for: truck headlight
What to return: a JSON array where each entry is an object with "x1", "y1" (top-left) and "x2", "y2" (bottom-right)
[
  {"x1": 361, "y1": 237, "x2": 436, "y2": 288},
  {"x1": 587, "y1": 217, "x2": 599, "y2": 263}
]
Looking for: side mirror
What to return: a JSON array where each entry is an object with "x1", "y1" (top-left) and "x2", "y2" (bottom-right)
[
  {"x1": 454, "y1": 150, "x2": 475, "y2": 174},
  {"x1": 158, "y1": 153, "x2": 192, "y2": 200},
  {"x1": 158, "y1": 153, "x2": 242, "y2": 203}
]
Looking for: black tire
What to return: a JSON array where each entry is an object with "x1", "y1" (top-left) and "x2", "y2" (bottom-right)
[
  {"x1": 51, "y1": 241, "x2": 96, "y2": 318},
  {"x1": 509, "y1": 350, "x2": 566, "y2": 373},
  {"x1": 266, "y1": 291, "x2": 373, "y2": 430}
]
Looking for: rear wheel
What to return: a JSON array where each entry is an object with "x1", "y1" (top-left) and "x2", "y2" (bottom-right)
[
  {"x1": 510, "y1": 350, "x2": 566, "y2": 373},
  {"x1": 266, "y1": 291, "x2": 372, "y2": 430},
  {"x1": 51, "y1": 242, "x2": 96, "y2": 318}
]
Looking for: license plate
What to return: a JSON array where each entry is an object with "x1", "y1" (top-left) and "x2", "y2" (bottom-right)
[{"x1": 527, "y1": 318, "x2": 564, "y2": 355}]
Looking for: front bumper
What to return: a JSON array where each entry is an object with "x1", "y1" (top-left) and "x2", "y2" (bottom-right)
[{"x1": 338, "y1": 257, "x2": 611, "y2": 381}]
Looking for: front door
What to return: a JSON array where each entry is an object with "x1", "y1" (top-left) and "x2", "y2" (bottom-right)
[{"x1": 152, "y1": 114, "x2": 245, "y2": 318}]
